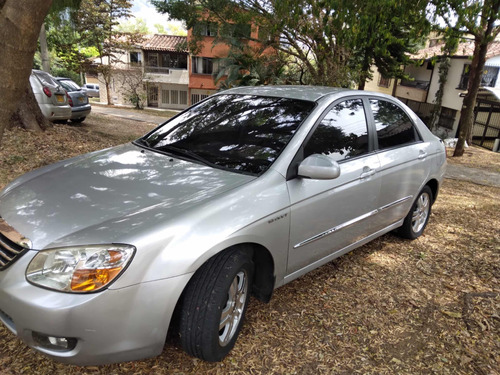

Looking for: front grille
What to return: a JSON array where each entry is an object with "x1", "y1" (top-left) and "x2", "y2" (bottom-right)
[{"x1": 0, "y1": 218, "x2": 30, "y2": 270}]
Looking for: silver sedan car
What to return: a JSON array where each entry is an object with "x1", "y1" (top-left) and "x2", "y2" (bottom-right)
[{"x1": 0, "y1": 86, "x2": 446, "y2": 365}]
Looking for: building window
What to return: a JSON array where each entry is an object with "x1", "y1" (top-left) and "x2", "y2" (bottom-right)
[
  {"x1": 148, "y1": 53, "x2": 158, "y2": 67},
  {"x1": 171, "y1": 90, "x2": 179, "y2": 105},
  {"x1": 191, "y1": 93, "x2": 209, "y2": 105},
  {"x1": 220, "y1": 23, "x2": 251, "y2": 39},
  {"x1": 192, "y1": 57, "x2": 215, "y2": 74},
  {"x1": 458, "y1": 64, "x2": 499, "y2": 90},
  {"x1": 130, "y1": 51, "x2": 142, "y2": 65},
  {"x1": 195, "y1": 22, "x2": 218, "y2": 37},
  {"x1": 161, "y1": 89, "x2": 169, "y2": 104},
  {"x1": 162, "y1": 53, "x2": 188, "y2": 69},
  {"x1": 180, "y1": 91, "x2": 187, "y2": 105},
  {"x1": 378, "y1": 75, "x2": 391, "y2": 88}
]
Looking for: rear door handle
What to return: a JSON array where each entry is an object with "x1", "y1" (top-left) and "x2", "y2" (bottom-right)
[{"x1": 418, "y1": 151, "x2": 428, "y2": 160}]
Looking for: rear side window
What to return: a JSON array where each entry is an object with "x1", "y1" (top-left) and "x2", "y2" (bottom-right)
[
  {"x1": 370, "y1": 99, "x2": 419, "y2": 149},
  {"x1": 304, "y1": 99, "x2": 369, "y2": 162}
]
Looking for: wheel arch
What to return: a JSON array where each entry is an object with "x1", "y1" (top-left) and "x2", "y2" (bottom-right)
[
  {"x1": 168, "y1": 242, "x2": 276, "y2": 341},
  {"x1": 425, "y1": 178, "x2": 440, "y2": 204}
]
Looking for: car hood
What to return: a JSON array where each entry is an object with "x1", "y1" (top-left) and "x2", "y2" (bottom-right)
[{"x1": 0, "y1": 143, "x2": 255, "y2": 249}]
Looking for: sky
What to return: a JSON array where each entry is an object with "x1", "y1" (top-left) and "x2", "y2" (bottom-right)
[{"x1": 130, "y1": 0, "x2": 185, "y2": 34}]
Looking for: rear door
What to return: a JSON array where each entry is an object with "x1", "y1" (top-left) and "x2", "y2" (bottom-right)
[
  {"x1": 368, "y1": 98, "x2": 431, "y2": 231},
  {"x1": 286, "y1": 98, "x2": 381, "y2": 277}
]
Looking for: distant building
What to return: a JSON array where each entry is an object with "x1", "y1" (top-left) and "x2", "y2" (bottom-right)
[
  {"x1": 92, "y1": 19, "x2": 270, "y2": 110},
  {"x1": 367, "y1": 38, "x2": 500, "y2": 137}
]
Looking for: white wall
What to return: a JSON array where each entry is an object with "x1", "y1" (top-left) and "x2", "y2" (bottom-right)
[{"x1": 427, "y1": 58, "x2": 466, "y2": 111}]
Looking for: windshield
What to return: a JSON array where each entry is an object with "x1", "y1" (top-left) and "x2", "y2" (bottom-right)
[{"x1": 139, "y1": 94, "x2": 315, "y2": 175}]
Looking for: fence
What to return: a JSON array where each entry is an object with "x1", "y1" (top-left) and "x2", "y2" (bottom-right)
[
  {"x1": 397, "y1": 98, "x2": 457, "y2": 131},
  {"x1": 472, "y1": 99, "x2": 500, "y2": 151}
]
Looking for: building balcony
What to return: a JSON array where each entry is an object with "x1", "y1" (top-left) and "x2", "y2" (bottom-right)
[
  {"x1": 143, "y1": 67, "x2": 189, "y2": 85},
  {"x1": 396, "y1": 80, "x2": 430, "y2": 102}
]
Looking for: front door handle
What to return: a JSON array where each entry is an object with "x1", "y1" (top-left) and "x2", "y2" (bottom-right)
[{"x1": 360, "y1": 168, "x2": 376, "y2": 179}]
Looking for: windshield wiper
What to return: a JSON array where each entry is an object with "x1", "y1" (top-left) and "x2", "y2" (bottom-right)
[
  {"x1": 160, "y1": 145, "x2": 217, "y2": 168},
  {"x1": 135, "y1": 138, "x2": 152, "y2": 148}
]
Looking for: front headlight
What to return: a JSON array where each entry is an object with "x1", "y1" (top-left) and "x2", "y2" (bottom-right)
[{"x1": 26, "y1": 244, "x2": 135, "y2": 293}]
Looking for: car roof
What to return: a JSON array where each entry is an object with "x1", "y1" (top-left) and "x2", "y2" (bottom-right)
[{"x1": 221, "y1": 85, "x2": 352, "y2": 102}]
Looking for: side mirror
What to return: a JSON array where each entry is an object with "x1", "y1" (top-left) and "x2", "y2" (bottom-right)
[{"x1": 298, "y1": 154, "x2": 341, "y2": 180}]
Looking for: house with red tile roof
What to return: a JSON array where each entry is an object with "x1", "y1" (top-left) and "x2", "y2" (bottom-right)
[{"x1": 141, "y1": 34, "x2": 189, "y2": 110}]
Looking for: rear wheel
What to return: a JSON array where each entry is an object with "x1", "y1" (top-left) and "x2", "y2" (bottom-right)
[
  {"x1": 179, "y1": 248, "x2": 254, "y2": 362},
  {"x1": 398, "y1": 186, "x2": 433, "y2": 239}
]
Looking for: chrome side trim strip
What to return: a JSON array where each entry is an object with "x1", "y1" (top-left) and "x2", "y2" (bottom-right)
[
  {"x1": 293, "y1": 195, "x2": 413, "y2": 249},
  {"x1": 285, "y1": 219, "x2": 404, "y2": 284}
]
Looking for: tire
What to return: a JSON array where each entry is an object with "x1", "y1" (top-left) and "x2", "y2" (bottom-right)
[
  {"x1": 398, "y1": 186, "x2": 433, "y2": 240},
  {"x1": 179, "y1": 248, "x2": 254, "y2": 362},
  {"x1": 71, "y1": 117, "x2": 86, "y2": 124}
]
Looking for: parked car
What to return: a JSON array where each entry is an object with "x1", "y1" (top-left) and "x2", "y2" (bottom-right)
[
  {"x1": 30, "y1": 70, "x2": 71, "y2": 121},
  {"x1": 55, "y1": 77, "x2": 91, "y2": 123},
  {"x1": 81, "y1": 83, "x2": 99, "y2": 98},
  {"x1": 0, "y1": 86, "x2": 446, "y2": 366}
]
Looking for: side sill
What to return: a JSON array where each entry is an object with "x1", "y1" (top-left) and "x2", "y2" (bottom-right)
[{"x1": 283, "y1": 220, "x2": 403, "y2": 285}]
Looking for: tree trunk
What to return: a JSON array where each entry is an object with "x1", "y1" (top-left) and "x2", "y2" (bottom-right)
[
  {"x1": 0, "y1": 0, "x2": 54, "y2": 146},
  {"x1": 453, "y1": 39, "x2": 490, "y2": 157},
  {"x1": 39, "y1": 22, "x2": 51, "y2": 72},
  {"x1": 9, "y1": 83, "x2": 50, "y2": 132},
  {"x1": 453, "y1": 0, "x2": 500, "y2": 157}
]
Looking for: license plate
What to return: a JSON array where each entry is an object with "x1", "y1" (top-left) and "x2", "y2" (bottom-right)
[
  {"x1": 56, "y1": 94, "x2": 64, "y2": 103},
  {"x1": 78, "y1": 97, "x2": 85, "y2": 103}
]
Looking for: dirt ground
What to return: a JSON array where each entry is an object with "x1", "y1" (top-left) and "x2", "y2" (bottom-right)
[{"x1": 0, "y1": 114, "x2": 498, "y2": 375}]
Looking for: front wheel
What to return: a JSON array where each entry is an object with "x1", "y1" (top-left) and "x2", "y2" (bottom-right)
[
  {"x1": 179, "y1": 248, "x2": 254, "y2": 362},
  {"x1": 398, "y1": 186, "x2": 433, "y2": 239}
]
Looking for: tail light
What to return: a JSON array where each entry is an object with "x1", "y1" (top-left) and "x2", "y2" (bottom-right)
[
  {"x1": 66, "y1": 92, "x2": 73, "y2": 107},
  {"x1": 42, "y1": 87, "x2": 52, "y2": 97}
]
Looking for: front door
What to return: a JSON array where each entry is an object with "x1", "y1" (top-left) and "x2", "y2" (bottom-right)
[
  {"x1": 286, "y1": 98, "x2": 381, "y2": 277},
  {"x1": 148, "y1": 85, "x2": 158, "y2": 108}
]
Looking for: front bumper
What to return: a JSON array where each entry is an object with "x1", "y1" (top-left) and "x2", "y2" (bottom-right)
[{"x1": 0, "y1": 252, "x2": 192, "y2": 365}]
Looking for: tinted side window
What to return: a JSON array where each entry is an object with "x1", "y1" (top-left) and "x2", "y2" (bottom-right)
[
  {"x1": 304, "y1": 99, "x2": 369, "y2": 162},
  {"x1": 370, "y1": 99, "x2": 418, "y2": 149}
]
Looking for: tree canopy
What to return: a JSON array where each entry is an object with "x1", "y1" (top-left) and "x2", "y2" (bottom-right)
[{"x1": 153, "y1": 0, "x2": 431, "y2": 88}]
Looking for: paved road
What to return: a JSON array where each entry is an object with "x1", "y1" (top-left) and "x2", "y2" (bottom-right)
[
  {"x1": 445, "y1": 163, "x2": 500, "y2": 188},
  {"x1": 91, "y1": 104, "x2": 500, "y2": 188},
  {"x1": 91, "y1": 104, "x2": 176, "y2": 125}
]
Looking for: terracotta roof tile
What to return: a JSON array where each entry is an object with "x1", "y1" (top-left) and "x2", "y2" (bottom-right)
[
  {"x1": 142, "y1": 34, "x2": 188, "y2": 53},
  {"x1": 411, "y1": 40, "x2": 500, "y2": 60}
]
